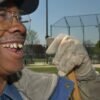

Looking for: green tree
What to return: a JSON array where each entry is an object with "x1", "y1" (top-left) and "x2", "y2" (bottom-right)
[
  {"x1": 84, "y1": 40, "x2": 94, "y2": 58},
  {"x1": 25, "y1": 30, "x2": 40, "y2": 44},
  {"x1": 24, "y1": 30, "x2": 40, "y2": 64},
  {"x1": 95, "y1": 40, "x2": 100, "y2": 53}
]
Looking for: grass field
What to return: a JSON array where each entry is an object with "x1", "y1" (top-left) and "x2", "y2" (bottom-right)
[
  {"x1": 96, "y1": 68, "x2": 100, "y2": 72},
  {"x1": 27, "y1": 63, "x2": 100, "y2": 74},
  {"x1": 30, "y1": 67, "x2": 58, "y2": 74},
  {"x1": 27, "y1": 63, "x2": 58, "y2": 74}
]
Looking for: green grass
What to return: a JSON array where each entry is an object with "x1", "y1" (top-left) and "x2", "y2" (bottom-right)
[
  {"x1": 29, "y1": 67, "x2": 100, "y2": 74},
  {"x1": 28, "y1": 63, "x2": 58, "y2": 74},
  {"x1": 96, "y1": 68, "x2": 100, "y2": 72},
  {"x1": 30, "y1": 67, "x2": 58, "y2": 74},
  {"x1": 27, "y1": 63, "x2": 100, "y2": 74}
]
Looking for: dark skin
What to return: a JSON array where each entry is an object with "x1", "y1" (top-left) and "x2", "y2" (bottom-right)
[{"x1": 0, "y1": 2, "x2": 26, "y2": 94}]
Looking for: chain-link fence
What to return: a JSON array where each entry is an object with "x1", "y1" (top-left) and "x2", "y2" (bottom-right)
[
  {"x1": 50, "y1": 14, "x2": 100, "y2": 43},
  {"x1": 50, "y1": 14, "x2": 100, "y2": 63}
]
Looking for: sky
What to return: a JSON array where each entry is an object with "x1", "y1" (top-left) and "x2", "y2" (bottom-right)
[{"x1": 28, "y1": 0, "x2": 100, "y2": 44}]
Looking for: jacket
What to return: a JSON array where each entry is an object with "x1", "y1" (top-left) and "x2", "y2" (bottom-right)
[{"x1": 14, "y1": 68, "x2": 74, "y2": 100}]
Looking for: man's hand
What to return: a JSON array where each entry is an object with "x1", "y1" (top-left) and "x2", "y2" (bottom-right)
[{"x1": 46, "y1": 34, "x2": 96, "y2": 78}]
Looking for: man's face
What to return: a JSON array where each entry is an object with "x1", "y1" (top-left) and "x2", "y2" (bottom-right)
[{"x1": 0, "y1": 4, "x2": 26, "y2": 76}]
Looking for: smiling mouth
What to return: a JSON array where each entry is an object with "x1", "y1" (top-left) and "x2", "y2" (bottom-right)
[
  {"x1": 2, "y1": 42, "x2": 23, "y2": 49},
  {"x1": 1, "y1": 42, "x2": 24, "y2": 58}
]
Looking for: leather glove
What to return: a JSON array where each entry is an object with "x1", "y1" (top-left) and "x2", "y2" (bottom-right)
[{"x1": 46, "y1": 34, "x2": 96, "y2": 79}]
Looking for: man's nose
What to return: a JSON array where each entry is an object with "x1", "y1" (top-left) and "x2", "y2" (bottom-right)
[{"x1": 8, "y1": 17, "x2": 26, "y2": 35}]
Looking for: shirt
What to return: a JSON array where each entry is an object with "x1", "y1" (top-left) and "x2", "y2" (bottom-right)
[{"x1": 0, "y1": 84, "x2": 23, "y2": 100}]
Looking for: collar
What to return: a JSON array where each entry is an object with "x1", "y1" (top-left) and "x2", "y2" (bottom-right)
[{"x1": 3, "y1": 84, "x2": 23, "y2": 100}]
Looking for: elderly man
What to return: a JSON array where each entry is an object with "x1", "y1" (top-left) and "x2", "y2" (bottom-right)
[
  {"x1": 0, "y1": 0, "x2": 100, "y2": 100},
  {"x1": 0, "y1": 0, "x2": 73, "y2": 100}
]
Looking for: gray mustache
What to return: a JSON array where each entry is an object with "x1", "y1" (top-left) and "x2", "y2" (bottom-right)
[{"x1": 0, "y1": 34, "x2": 26, "y2": 43}]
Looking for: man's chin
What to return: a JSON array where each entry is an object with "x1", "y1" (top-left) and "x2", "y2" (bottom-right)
[
  {"x1": 12, "y1": 64, "x2": 23, "y2": 72},
  {"x1": 6, "y1": 63, "x2": 24, "y2": 75}
]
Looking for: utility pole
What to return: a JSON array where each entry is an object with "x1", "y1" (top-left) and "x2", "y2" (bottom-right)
[{"x1": 45, "y1": 0, "x2": 49, "y2": 39}]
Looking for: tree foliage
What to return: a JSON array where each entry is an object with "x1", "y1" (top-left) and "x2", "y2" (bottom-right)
[
  {"x1": 94, "y1": 40, "x2": 100, "y2": 54},
  {"x1": 25, "y1": 30, "x2": 40, "y2": 44}
]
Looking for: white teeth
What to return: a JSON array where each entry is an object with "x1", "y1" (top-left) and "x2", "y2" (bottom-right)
[
  {"x1": 2, "y1": 44, "x2": 6, "y2": 47},
  {"x1": 2, "y1": 44, "x2": 10, "y2": 48},
  {"x1": 18, "y1": 44, "x2": 23, "y2": 48},
  {"x1": 10, "y1": 44, "x2": 14, "y2": 48},
  {"x1": 6, "y1": 44, "x2": 9, "y2": 48},
  {"x1": 2, "y1": 43, "x2": 23, "y2": 49},
  {"x1": 13, "y1": 43, "x2": 17, "y2": 48}
]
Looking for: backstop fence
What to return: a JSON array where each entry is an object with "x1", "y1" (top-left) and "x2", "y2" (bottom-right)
[
  {"x1": 50, "y1": 14, "x2": 100, "y2": 63},
  {"x1": 50, "y1": 14, "x2": 100, "y2": 44}
]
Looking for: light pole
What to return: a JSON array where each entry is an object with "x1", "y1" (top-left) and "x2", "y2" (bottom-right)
[{"x1": 45, "y1": 0, "x2": 49, "y2": 39}]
